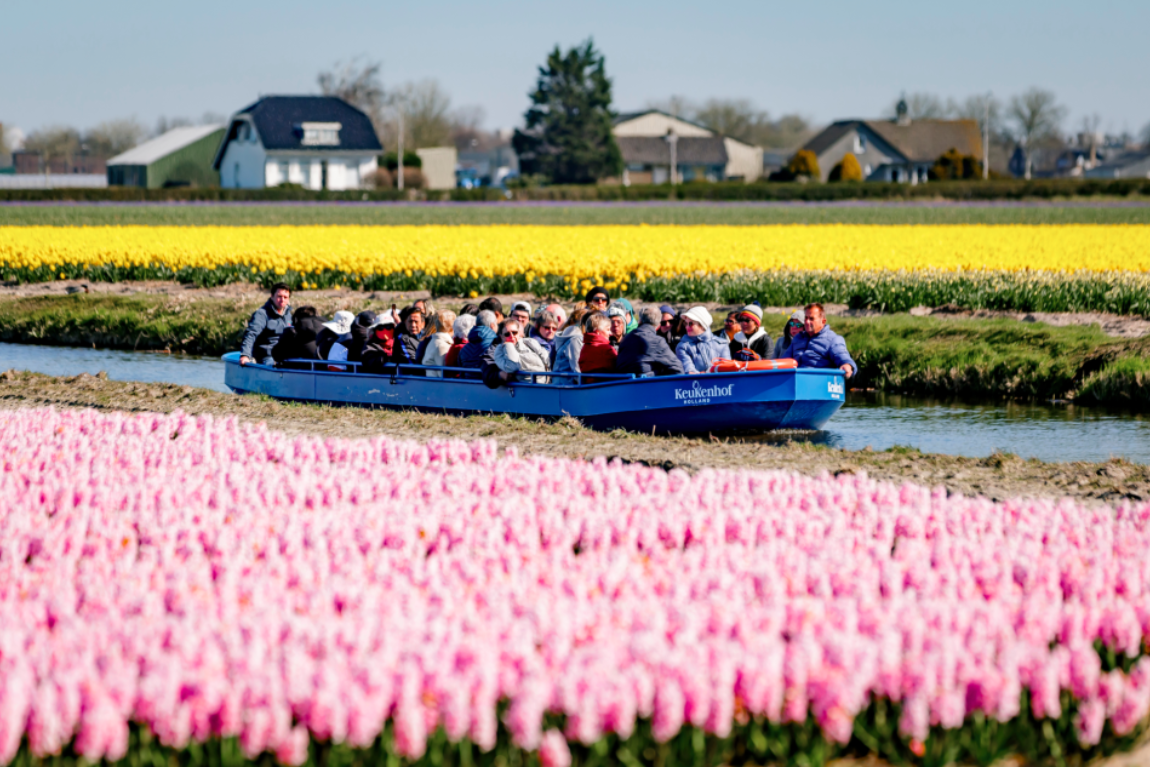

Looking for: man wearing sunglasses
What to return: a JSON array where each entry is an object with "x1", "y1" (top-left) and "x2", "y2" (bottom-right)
[{"x1": 584, "y1": 286, "x2": 610, "y2": 312}]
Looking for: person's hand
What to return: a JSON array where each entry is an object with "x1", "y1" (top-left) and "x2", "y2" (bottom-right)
[
  {"x1": 500, "y1": 371, "x2": 513, "y2": 382},
  {"x1": 240, "y1": 355, "x2": 251, "y2": 366},
  {"x1": 840, "y1": 363, "x2": 853, "y2": 379}
]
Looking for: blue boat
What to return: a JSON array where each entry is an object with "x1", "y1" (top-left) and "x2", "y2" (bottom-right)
[{"x1": 222, "y1": 352, "x2": 845, "y2": 435}]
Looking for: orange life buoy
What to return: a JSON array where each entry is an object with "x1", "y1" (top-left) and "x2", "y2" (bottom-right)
[{"x1": 707, "y1": 358, "x2": 798, "y2": 374}]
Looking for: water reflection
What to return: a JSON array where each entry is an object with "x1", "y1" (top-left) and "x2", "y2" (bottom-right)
[
  {"x1": 0, "y1": 342, "x2": 228, "y2": 393},
  {"x1": 746, "y1": 392, "x2": 1149, "y2": 464}
]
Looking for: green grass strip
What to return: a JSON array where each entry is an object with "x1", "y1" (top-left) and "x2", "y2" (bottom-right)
[
  {"x1": 3, "y1": 204, "x2": 1150, "y2": 227},
  {"x1": 2, "y1": 295, "x2": 1147, "y2": 409}
]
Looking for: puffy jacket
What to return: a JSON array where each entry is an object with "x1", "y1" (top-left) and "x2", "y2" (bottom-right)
[
  {"x1": 578, "y1": 332, "x2": 618, "y2": 381},
  {"x1": 784, "y1": 325, "x2": 856, "y2": 373},
  {"x1": 493, "y1": 337, "x2": 550, "y2": 383},
  {"x1": 551, "y1": 327, "x2": 584, "y2": 380},
  {"x1": 675, "y1": 330, "x2": 731, "y2": 374},
  {"x1": 616, "y1": 324, "x2": 683, "y2": 377},
  {"x1": 421, "y1": 332, "x2": 455, "y2": 378},
  {"x1": 459, "y1": 325, "x2": 497, "y2": 370},
  {"x1": 240, "y1": 299, "x2": 293, "y2": 362},
  {"x1": 772, "y1": 333, "x2": 796, "y2": 361},
  {"x1": 272, "y1": 315, "x2": 326, "y2": 368},
  {"x1": 729, "y1": 327, "x2": 773, "y2": 360}
]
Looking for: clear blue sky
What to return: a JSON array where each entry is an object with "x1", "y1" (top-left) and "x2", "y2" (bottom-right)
[{"x1": 4, "y1": 0, "x2": 1148, "y2": 139}]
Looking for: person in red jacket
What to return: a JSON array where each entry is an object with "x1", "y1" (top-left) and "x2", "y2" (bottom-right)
[{"x1": 577, "y1": 312, "x2": 617, "y2": 384}]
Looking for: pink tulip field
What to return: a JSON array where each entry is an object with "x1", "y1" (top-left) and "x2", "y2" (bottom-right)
[{"x1": 2, "y1": 407, "x2": 1150, "y2": 767}]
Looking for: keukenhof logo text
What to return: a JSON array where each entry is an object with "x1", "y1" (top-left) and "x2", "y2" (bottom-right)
[
  {"x1": 674, "y1": 380, "x2": 735, "y2": 405},
  {"x1": 828, "y1": 381, "x2": 845, "y2": 396}
]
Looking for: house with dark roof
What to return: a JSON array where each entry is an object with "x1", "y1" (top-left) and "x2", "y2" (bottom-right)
[
  {"x1": 212, "y1": 96, "x2": 382, "y2": 190},
  {"x1": 1083, "y1": 150, "x2": 1150, "y2": 180},
  {"x1": 611, "y1": 110, "x2": 763, "y2": 183},
  {"x1": 801, "y1": 102, "x2": 982, "y2": 183}
]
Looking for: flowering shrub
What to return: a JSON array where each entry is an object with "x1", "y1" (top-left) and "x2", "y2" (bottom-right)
[{"x1": 2, "y1": 408, "x2": 1149, "y2": 767}]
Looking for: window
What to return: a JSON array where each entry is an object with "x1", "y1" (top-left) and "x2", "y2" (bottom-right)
[
  {"x1": 279, "y1": 162, "x2": 290, "y2": 184},
  {"x1": 233, "y1": 163, "x2": 240, "y2": 188},
  {"x1": 854, "y1": 133, "x2": 867, "y2": 153},
  {"x1": 300, "y1": 122, "x2": 342, "y2": 146}
]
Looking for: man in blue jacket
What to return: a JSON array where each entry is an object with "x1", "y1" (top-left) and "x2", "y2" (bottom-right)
[
  {"x1": 240, "y1": 283, "x2": 293, "y2": 366},
  {"x1": 616, "y1": 306, "x2": 683, "y2": 377},
  {"x1": 784, "y1": 303, "x2": 856, "y2": 378}
]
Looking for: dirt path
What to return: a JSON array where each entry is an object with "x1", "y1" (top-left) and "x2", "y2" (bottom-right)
[{"x1": 3, "y1": 369, "x2": 1147, "y2": 506}]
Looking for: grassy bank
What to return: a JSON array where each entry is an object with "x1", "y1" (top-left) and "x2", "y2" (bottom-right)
[
  {"x1": 2, "y1": 294, "x2": 1148, "y2": 408},
  {"x1": 3, "y1": 202, "x2": 1150, "y2": 226}
]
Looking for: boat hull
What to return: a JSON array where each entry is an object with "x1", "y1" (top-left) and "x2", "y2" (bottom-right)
[{"x1": 222, "y1": 353, "x2": 845, "y2": 434}]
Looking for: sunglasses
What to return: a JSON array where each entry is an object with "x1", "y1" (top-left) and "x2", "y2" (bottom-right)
[
  {"x1": 540, "y1": 325, "x2": 558, "y2": 332},
  {"x1": 502, "y1": 331, "x2": 520, "y2": 338},
  {"x1": 589, "y1": 297, "x2": 608, "y2": 305},
  {"x1": 659, "y1": 319, "x2": 672, "y2": 326},
  {"x1": 725, "y1": 318, "x2": 738, "y2": 324}
]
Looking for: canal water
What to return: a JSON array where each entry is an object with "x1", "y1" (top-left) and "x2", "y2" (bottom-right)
[{"x1": 2, "y1": 342, "x2": 1147, "y2": 464}]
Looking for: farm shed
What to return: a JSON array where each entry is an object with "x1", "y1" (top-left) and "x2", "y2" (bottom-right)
[{"x1": 107, "y1": 125, "x2": 225, "y2": 188}]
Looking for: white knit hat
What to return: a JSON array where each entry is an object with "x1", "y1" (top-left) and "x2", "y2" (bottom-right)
[{"x1": 683, "y1": 306, "x2": 713, "y2": 330}]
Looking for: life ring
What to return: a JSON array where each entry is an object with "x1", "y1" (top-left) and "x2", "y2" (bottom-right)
[{"x1": 707, "y1": 358, "x2": 798, "y2": 373}]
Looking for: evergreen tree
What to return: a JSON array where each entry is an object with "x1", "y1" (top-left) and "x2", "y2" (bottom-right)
[{"x1": 512, "y1": 40, "x2": 622, "y2": 184}]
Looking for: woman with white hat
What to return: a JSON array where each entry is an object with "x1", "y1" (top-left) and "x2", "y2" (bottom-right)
[
  {"x1": 674, "y1": 306, "x2": 731, "y2": 374},
  {"x1": 316, "y1": 310, "x2": 356, "y2": 360}
]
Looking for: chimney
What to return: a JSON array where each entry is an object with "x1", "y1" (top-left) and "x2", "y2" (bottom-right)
[{"x1": 895, "y1": 95, "x2": 911, "y2": 127}]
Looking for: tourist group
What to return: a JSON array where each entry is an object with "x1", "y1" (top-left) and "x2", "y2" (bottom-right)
[{"x1": 239, "y1": 283, "x2": 856, "y2": 386}]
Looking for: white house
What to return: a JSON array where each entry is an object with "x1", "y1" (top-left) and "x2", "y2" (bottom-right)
[{"x1": 212, "y1": 96, "x2": 382, "y2": 190}]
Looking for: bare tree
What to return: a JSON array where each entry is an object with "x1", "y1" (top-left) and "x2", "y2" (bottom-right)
[
  {"x1": 1141, "y1": 121, "x2": 1150, "y2": 148},
  {"x1": 153, "y1": 116, "x2": 193, "y2": 137},
  {"x1": 450, "y1": 104, "x2": 489, "y2": 151},
  {"x1": 86, "y1": 118, "x2": 147, "y2": 157},
  {"x1": 694, "y1": 98, "x2": 765, "y2": 143},
  {"x1": 646, "y1": 95, "x2": 695, "y2": 119},
  {"x1": 23, "y1": 125, "x2": 82, "y2": 169},
  {"x1": 317, "y1": 57, "x2": 386, "y2": 138},
  {"x1": 887, "y1": 92, "x2": 947, "y2": 120},
  {"x1": 1007, "y1": 87, "x2": 1067, "y2": 178},
  {"x1": 388, "y1": 79, "x2": 453, "y2": 149},
  {"x1": 645, "y1": 96, "x2": 813, "y2": 150},
  {"x1": 950, "y1": 94, "x2": 1002, "y2": 137}
]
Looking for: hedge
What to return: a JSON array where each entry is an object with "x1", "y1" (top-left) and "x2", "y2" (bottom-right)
[{"x1": 0, "y1": 178, "x2": 1148, "y2": 203}]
